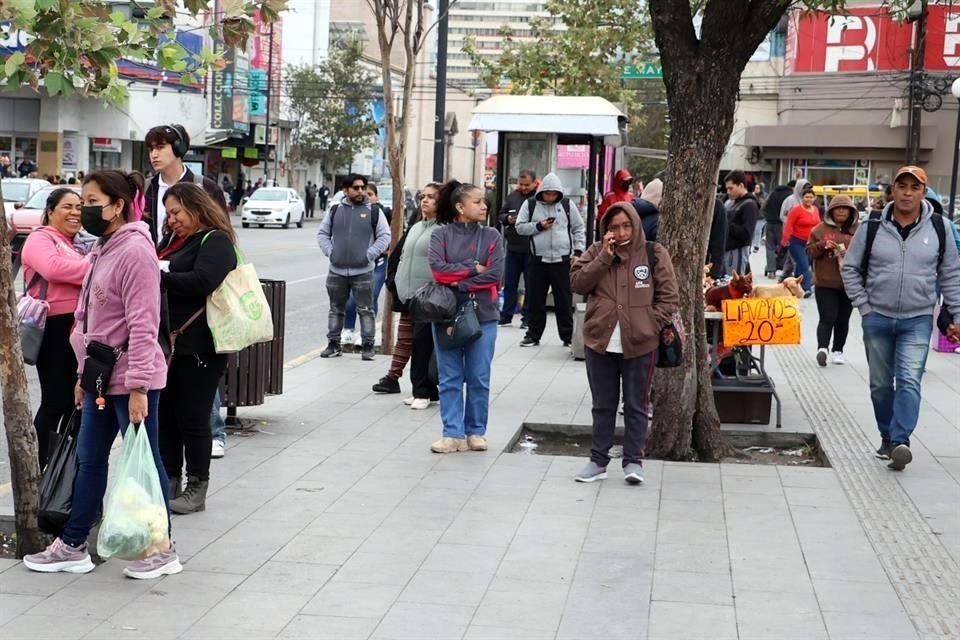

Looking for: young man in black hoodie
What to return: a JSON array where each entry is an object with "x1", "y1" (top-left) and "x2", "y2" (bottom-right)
[
  {"x1": 722, "y1": 170, "x2": 759, "y2": 275},
  {"x1": 763, "y1": 180, "x2": 794, "y2": 277},
  {"x1": 497, "y1": 169, "x2": 538, "y2": 327}
]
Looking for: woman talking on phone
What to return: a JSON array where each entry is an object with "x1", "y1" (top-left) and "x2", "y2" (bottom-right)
[{"x1": 23, "y1": 169, "x2": 180, "y2": 580}]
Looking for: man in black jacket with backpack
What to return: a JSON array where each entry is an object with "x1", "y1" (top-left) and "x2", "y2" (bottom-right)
[{"x1": 498, "y1": 169, "x2": 538, "y2": 328}]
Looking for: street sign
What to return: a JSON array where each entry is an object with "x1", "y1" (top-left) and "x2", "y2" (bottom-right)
[{"x1": 620, "y1": 61, "x2": 662, "y2": 79}]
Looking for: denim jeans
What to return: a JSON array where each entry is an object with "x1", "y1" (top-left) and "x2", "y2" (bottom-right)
[
  {"x1": 345, "y1": 258, "x2": 387, "y2": 331},
  {"x1": 432, "y1": 320, "x2": 497, "y2": 439},
  {"x1": 500, "y1": 251, "x2": 528, "y2": 323},
  {"x1": 788, "y1": 236, "x2": 813, "y2": 293},
  {"x1": 62, "y1": 390, "x2": 169, "y2": 548},
  {"x1": 211, "y1": 387, "x2": 225, "y2": 444},
  {"x1": 862, "y1": 312, "x2": 933, "y2": 446},
  {"x1": 327, "y1": 271, "x2": 375, "y2": 346}
]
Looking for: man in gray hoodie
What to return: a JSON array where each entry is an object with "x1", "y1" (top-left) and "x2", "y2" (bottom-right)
[
  {"x1": 515, "y1": 172, "x2": 586, "y2": 347},
  {"x1": 841, "y1": 166, "x2": 960, "y2": 471},
  {"x1": 317, "y1": 174, "x2": 392, "y2": 360}
]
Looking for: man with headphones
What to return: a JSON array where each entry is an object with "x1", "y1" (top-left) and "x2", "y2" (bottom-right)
[{"x1": 144, "y1": 124, "x2": 228, "y2": 245}]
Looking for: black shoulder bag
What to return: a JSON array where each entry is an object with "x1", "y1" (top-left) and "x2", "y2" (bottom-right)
[
  {"x1": 435, "y1": 228, "x2": 485, "y2": 351},
  {"x1": 647, "y1": 241, "x2": 685, "y2": 368}
]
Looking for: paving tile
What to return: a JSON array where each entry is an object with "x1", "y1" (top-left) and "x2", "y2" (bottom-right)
[
  {"x1": 273, "y1": 534, "x2": 365, "y2": 565},
  {"x1": 329, "y1": 551, "x2": 422, "y2": 586},
  {"x1": 180, "y1": 625, "x2": 278, "y2": 640},
  {"x1": 657, "y1": 518, "x2": 727, "y2": 546},
  {"x1": 495, "y1": 542, "x2": 580, "y2": 585},
  {"x1": 239, "y1": 560, "x2": 338, "y2": 595},
  {"x1": 659, "y1": 499, "x2": 725, "y2": 524},
  {"x1": 473, "y1": 579, "x2": 569, "y2": 631},
  {"x1": 303, "y1": 581, "x2": 404, "y2": 619},
  {"x1": 194, "y1": 590, "x2": 312, "y2": 633},
  {"x1": 731, "y1": 566, "x2": 816, "y2": 595},
  {"x1": 0, "y1": 559, "x2": 19, "y2": 573},
  {"x1": 141, "y1": 568, "x2": 247, "y2": 607},
  {"x1": 185, "y1": 522, "x2": 305, "y2": 574},
  {"x1": 85, "y1": 602, "x2": 209, "y2": 640},
  {"x1": 399, "y1": 570, "x2": 492, "y2": 607},
  {"x1": 556, "y1": 582, "x2": 649, "y2": 640},
  {"x1": 372, "y1": 601, "x2": 474, "y2": 640},
  {"x1": 305, "y1": 511, "x2": 387, "y2": 538},
  {"x1": 784, "y1": 486, "x2": 853, "y2": 509},
  {"x1": 463, "y1": 625, "x2": 554, "y2": 640},
  {"x1": 735, "y1": 590, "x2": 828, "y2": 640},
  {"x1": 572, "y1": 551, "x2": 654, "y2": 585},
  {"x1": 278, "y1": 614, "x2": 380, "y2": 639},
  {"x1": 0, "y1": 613, "x2": 100, "y2": 640},
  {"x1": 821, "y1": 610, "x2": 921, "y2": 640},
  {"x1": 720, "y1": 463, "x2": 779, "y2": 477},
  {"x1": 26, "y1": 580, "x2": 142, "y2": 620},
  {"x1": 652, "y1": 571, "x2": 735, "y2": 606},
  {"x1": 359, "y1": 527, "x2": 441, "y2": 561},
  {"x1": 813, "y1": 578, "x2": 909, "y2": 614},
  {"x1": 776, "y1": 466, "x2": 841, "y2": 489},
  {"x1": 0, "y1": 592, "x2": 45, "y2": 625},
  {"x1": 0, "y1": 565, "x2": 80, "y2": 596},
  {"x1": 648, "y1": 600, "x2": 737, "y2": 640},
  {"x1": 721, "y1": 474, "x2": 785, "y2": 496},
  {"x1": 421, "y1": 544, "x2": 505, "y2": 576},
  {"x1": 654, "y1": 542, "x2": 731, "y2": 575}
]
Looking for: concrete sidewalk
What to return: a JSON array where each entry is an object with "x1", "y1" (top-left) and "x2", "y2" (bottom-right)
[{"x1": 1, "y1": 293, "x2": 959, "y2": 639}]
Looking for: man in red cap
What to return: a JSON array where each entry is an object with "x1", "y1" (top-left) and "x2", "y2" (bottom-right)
[{"x1": 842, "y1": 166, "x2": 960, "y2": 471}]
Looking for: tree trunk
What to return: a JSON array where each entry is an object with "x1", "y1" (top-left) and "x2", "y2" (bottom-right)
[{"x1": 0, "y1": 183, "x2": 45, "y2": 556}]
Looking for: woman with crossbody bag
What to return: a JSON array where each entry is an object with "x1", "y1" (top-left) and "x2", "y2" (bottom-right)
[
  {"x1": 24, "y1": 170, "x2": 180, "y2": 580},
  {"x1": 156, "y1": 183, "x2": 237, "y2": 514},
  {"x1": 20, "y1": 188, "x2": 91, "y2": 469}
]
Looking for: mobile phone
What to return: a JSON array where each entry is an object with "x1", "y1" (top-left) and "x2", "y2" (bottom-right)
[{"x1": 546, "y1": 217, "x2": 557, "y2": 222}]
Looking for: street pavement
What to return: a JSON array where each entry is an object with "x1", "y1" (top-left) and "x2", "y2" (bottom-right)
[{"x1": 1, "y1": 250, "x2": 959, "y2": 639}]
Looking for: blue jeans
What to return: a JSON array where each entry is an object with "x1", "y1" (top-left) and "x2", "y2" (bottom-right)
[
  {"x1": 345, "y1": 258, "x2": 387, "y2": 331},
  {"x1": 788, "y1": 237, "x2": 813, "y2": 293},
  {"x1": 62, "y1": 391, "x2": 169, "y2": 548},
  {"x1": 862, "y1": 312, "x2": 933, "y2": 446},
  {"x1": 211, "y1": 387, "x2": 225, "y2": 444},
  {"x1": 432, "y1": 320, "x2": 497, "y2": 439},
  {"x1": 500, "y1": 251, "x2": 528, "y2": 323}
]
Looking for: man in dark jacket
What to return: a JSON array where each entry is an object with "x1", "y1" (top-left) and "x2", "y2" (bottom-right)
[
  {"x1": 763, "y1": 180, "x2": 794, "y2": 277},
  {"x1": 708, "y1": 195, "x2": 729, "y2": 279},
  {"x1": 144, "y1": 124, "x2": 227, "y2": 245},
  {"x1": 498, "y1": 169, "x2": 538, "y2": 327},
  {"x1": 630, "y1": 196, "x2": 659, "y2": 242},
  {"x1": 722, "y1": 170, "x2": 759, "y2": 275}
]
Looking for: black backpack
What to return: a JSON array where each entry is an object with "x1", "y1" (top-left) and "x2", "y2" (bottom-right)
[{"x1": 861, "y1": 210, "x2": 946, "y2": 285}]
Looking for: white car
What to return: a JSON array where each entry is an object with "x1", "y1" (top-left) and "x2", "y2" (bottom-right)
[
  {"x1": 3, "y1": 178, "x2": 51, "y2": 210},
  {"x1": 241, "y1": 187, "x2": 305, "y2": 229}
]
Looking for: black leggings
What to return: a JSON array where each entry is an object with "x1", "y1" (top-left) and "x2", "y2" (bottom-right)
[
  {"x1": 34, "y1": 313, "x2": 78, "y2": 470},
  {"x1": 814, "y1": 286, "x2": 853, "y2": 352},
  {"x1": 410, "y1": 321, "x2": 438, "y2": 400},
  {"x1": 159, "y1": 353, "x2": 227, "y2": 481}
]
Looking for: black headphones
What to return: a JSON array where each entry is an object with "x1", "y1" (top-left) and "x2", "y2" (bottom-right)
[{"x1": 165, "y1": 125, "x2": 188, "y2": 158}]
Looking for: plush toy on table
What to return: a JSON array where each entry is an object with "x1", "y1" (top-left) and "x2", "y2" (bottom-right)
[
  {"x1": 705, "y1": 272, "x2": 753, "y2": 312},
  {"x1": 751, "y1": 275, "x2": 804, "y2": 299}
]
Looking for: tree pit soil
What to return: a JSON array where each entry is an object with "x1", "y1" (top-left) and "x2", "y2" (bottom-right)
[{"x1": 510, "y1": 425, "x2": 828, "y2": 467}]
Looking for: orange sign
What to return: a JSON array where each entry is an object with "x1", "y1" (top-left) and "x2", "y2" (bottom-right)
[{"x1": 722, "y1": 297, "x2": 801, "y2": 346}]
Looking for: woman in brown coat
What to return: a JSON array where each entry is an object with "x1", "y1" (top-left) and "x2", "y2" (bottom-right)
[
  {"x1": 570, "y1": 202, "x2": 679, "y2": 485},
  {"x1": 807, "y1": 195, "x2": 860, "y2": 367}
]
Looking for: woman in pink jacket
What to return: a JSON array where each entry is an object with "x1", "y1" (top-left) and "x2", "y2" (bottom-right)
[
  {"x1": 24, "y1": 170, "x2": 179, "y2": 580},
  {"x1": 20, "y1": 188, "x2": 90, "y2": 469}
]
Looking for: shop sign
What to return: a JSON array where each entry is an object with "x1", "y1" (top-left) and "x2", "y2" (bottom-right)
[
  {"x1": 91, "y1": 138, "x2": 122, "y2": 153},
  {"x1": 210, "y1": 38, "x2": 231, "y2": 132},
  {"x1": 62, "y1": 134, "x2": 78, "y2": 169},
  {"x1": 722, "y1": 297, "x2": 801, "y2": 346},
  {"x1": 788, "y1": 5, "x2": 960, "y2": 73},
  {"x1": 620, "y1": 61, "x2": 662, "y2": 79}
]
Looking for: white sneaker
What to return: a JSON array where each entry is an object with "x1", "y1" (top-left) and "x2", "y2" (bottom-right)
[
  {"x1": 352, "y1": 332, "x2": 363, "y2": 347},
  {"x1": 410, "y1": 398, "x2": 431, "y2": 410},
  {"x1": 830, "y1": 351, "x2": 845, "y2": 365},
  {"x1": 211, "y1": 439, "x2": 225, "y2": 458},
  {"x1": 341, "y1": 329, "x2": 355, "y2": 344},
  {"x1": 403, "y1": 396, "x2": 415, "y2": 406}
]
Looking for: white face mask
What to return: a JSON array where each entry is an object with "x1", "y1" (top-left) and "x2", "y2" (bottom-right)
[{"x1": 617, "y1": 239, "x2": 631, "y2": 246}]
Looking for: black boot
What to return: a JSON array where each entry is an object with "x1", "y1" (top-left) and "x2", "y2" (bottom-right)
[{"x1": 170, "y1": 476, "x2": 208, "y2": 514}]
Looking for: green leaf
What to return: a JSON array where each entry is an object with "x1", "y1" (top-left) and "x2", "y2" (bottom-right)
[
  {"x1": 44, "y1": 71, "x2": 64, "y2": 96},
  {"x1": 110, "y1": 11, "x2": 126, "y2": 27},
  {"x1": 147, "y1": 6, "x2": 167, "y2": 20},
  {"x1": 4, "y1": 52, "x2": 25, "y2": 77},
  {"x1": 35, "y1": 0, "x2": 60, "y2": 10}
]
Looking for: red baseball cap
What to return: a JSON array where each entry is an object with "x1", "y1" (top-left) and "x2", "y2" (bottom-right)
[{"x1": 894, "y1": 165, "x2": 928, "y2": 186}]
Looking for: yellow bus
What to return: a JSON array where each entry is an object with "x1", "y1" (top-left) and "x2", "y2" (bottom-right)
[{"x1": 812, "y1": 185, "x2": 886, "y2": 213}]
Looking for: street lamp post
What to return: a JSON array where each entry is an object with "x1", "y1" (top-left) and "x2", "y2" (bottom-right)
[{"x1": 948, "y1": 78, "x2": 960, "y2": 220}]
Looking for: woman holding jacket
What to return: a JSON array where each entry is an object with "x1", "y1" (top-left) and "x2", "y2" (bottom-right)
[
  {"x1": 157, "y1": 183, "x2": 237, "y2": 514},
  {"x1": 20, "y1": 188, "x2": 91, "y2": 469},
  {"x1": 428, "y1": 180, "x2": 505, "y2": 454},
  {"x1": 806, "y1": 195, "x2": 859, "y2": 367},
  {"x1": 395, "y1": 182, "x2": 441, "y2": 409},
  {"x1": 570, "y1": 202, "x2": 679, "y2": 485},
  {"x1": 24, "y1": 169, "x2": 180, "y2": 580}
]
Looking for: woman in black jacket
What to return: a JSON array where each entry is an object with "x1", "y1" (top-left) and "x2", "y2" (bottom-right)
[{"x1": 157, "y1": 183, "x2": 237, "y2": 514}]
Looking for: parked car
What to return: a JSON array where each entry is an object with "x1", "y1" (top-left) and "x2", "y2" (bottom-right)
[
  {"x1": 378, "y1": 183, "x2": 416, "y2": 222},
  {"x1": 2, "y1": 178, "x2": 51, "y2": 212},
  {"x1": 241, "y1": 187, "x2": 305, "y2": 229},
  {"x1": 7, "y1": 184, "x2": 81, "y2": 256}
]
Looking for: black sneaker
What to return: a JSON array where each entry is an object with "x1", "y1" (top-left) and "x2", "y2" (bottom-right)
[
  {"x1": 562, "y1": 341, "x2": 571, "y2": 348},
  {"x1": 320, "y1": 342, "x2": 342, "y2": 358},
  {"x1": 519, "y1": 336, "x2": 540, "y2": 347},
  {"x1": 875, "y1": 439, "x2": 893, "y2": 460},
  {"x1": 361, "y1": 346, "x2": 375, "y2": 361},
  {"x1": 520, "y1": 320, "x2": 529, "y2": 330},
  {"x1": 887, "y1": 444, "x2": 912, "y2": 471},
  {"x1": 498, "y1": 318, "x2": 512, "y2": 326},
  {"x1": 372, "y1": 376, "x2": 401, "y2": 394}
]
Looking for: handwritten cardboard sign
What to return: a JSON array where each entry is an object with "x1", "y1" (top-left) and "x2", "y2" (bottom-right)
[{"x1": 722, "y1": 297, "x2": 801, "y2": 346}]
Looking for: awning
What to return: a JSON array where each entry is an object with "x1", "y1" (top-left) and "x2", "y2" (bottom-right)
[
  {"x1": 745, "y1": 125, "x2": 936, "y2": 151},
  {"x1": 468, "y1": 95, "x2": 625, "y2": 137}
]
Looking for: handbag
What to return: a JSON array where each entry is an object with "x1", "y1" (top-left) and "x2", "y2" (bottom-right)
[
  {"x1": 206, "y1": 249, "x2": 274, "y2": 353},
  {"x1": 17, "y1": 273, "x2": 49, "y2": 366},
  {"x1": 410, "y1": 282, "x2": 458, "y2": 323},
  {"x1": 435, "y1": 295, "x2": 482, "y2": 351},
  {"x1": 646, "y1": 241, "x2": 686, "y2": 368},
  {"x1": 38, "y1": 411, "x2": 81, "y2": 536}
]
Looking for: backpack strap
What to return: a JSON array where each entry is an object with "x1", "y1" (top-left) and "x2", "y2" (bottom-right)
[
  {"x1": 647, "y1": 240, "x2": 658, "y2": 274},
  {"x1": 24, "y1": 272, "x2": 47, "y2": 300},
  {"x1": 860, "y1": 210, "x2": 883, "y2": 286},
  {"x1": 932, "y1": 213, "x2": 946, "y2": 274}
]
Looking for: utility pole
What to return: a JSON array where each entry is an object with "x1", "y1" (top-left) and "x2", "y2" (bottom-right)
[
  {"x1": 906, "y1": 0, "x2": 927, "y2": 165},
  {"x1": 432, "y1": 0, "x2": 450, "y2": 182},
  {"x1": 264, "y1": 22, "x2": 274, "y2": 185}
]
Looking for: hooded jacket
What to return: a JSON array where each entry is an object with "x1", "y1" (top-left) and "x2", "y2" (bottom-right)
[
  {"x1": 841, "y1": 200, "x2": 960, "y2": 322},
  {"x1": 764, "y1": 184, "x2": 794, "y2": 223},
  {"x1": 498, "y1": 187, "x2": 536, "y2": 254},
  {"x1": 630, "y1": 197, "x2": 659, "y2": 242},
  {"x1": 515, "y1": 172, "x2": 586, "y2": 263},
  {"x1": 640, "y1": 178, "x2": 663, "y2": 209},
  {"x1": 70, "y1": 222, "x2": 167, "y2": 395},
  {"x1": 395, "y1": 218, "x2": 439, "y2": 302},
  {"x1": 806, "y1": 195, "x2": 860, "y2": 290},
  {"x1": 429, "y1": 223, "x2": 505, "y2": 324},
  {"x1": 598, "y1": 169, "x2": 634, "y2": 218},
  {"x1": 21, "y1": 226, "x2": 91, "y2": 316},
  {"x1": 317, "y1": 194, "x2": 392, "y2": 276},
  {"x1": 724, "y1": 191, "x2": 759, "y2": 251},
  {"x1": 780, "y1": 179, "x2": 810, "y2": 223},
  {"x1": 570, "y1": 202, "x2": 680, "y2": 358}
]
